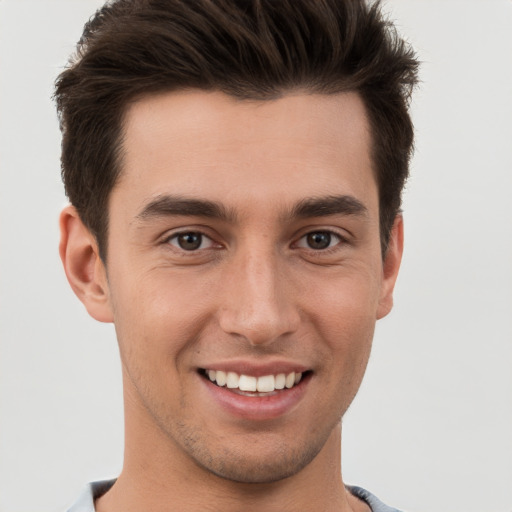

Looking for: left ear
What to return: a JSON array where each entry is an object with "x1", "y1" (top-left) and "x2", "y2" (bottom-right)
[{"x1": 377, "y1": 215, "x2": 404, "y2": 319}]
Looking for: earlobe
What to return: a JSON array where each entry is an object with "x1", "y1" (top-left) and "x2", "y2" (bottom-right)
[
  {"x1": 59, "y1": 205, "x2": 114, "y2": 323},
  {"x1": 376, "y1": 215, "x2": 404, "y2": 320}
]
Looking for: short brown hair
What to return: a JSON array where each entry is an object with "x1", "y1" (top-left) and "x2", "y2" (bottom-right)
[{"x1": 55, "y1": 0, "x2": 418, "y2": 260}]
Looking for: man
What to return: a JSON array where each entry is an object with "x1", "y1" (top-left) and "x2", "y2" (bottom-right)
[{"x1": 56, "y1": 0, "x2": 418, "y2": 510}]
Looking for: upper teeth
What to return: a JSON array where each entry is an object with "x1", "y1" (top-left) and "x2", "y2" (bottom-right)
[{"x1": 206, "y1": 370, "x2": 302, "y2": 392}]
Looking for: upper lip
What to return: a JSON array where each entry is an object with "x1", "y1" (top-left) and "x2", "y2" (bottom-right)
[{"x1": 198, "y1": 359, "x2": 310, "y2": 377}]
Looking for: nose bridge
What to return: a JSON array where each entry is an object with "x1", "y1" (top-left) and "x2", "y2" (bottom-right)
[{"x1": 219, "y1": 240, "x2": 299, "y2": 345}]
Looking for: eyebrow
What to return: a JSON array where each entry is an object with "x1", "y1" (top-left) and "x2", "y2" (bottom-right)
[
  {"x1": 136, "y1": 195, "x2": 237, "y2": 222},
  {"x1": 288, "y1": 195, "x2": 368, "y2": 220},
  {"x1": 135, "y1": 193, "x2": 368, "y2": 224}
]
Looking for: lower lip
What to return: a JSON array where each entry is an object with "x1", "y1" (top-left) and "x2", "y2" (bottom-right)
[{"x1": 201, "y1": 374, "x2": 310, "y2": 421}]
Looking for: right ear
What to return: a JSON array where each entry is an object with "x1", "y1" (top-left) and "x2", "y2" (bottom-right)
[{"x1": 59, "y1": 205, "x2": 114, "y2": 323}]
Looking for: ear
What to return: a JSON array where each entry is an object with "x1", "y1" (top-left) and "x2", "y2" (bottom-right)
[
  {"x1": 59, "y1": 205, "x2": 114, "y2": 323},
  {"x1": 376, "y1": 215, "x2": 404, "y2": 320}
]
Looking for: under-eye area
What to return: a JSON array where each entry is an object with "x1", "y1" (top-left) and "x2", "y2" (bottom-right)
[{"x1": 198, "y1": 369, "x2": 313, "y2": 396}]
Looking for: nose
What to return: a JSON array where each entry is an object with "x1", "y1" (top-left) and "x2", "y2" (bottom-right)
[{"x1": 218, "y1": 247, "x2": 300, "y2": 346}]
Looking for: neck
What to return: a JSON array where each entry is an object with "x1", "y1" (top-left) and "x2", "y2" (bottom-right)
[{"x1": 95, "y1": 380, "x2": 365, "y2": 512}]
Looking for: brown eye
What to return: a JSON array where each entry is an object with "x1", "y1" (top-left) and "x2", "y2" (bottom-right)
[
  {"x1": 169, "y1": 232, "x2": 212, "y2": 251},
  {"x1": 178, "y1": 232, "x2": 202, "y2": 250},
  {"x1": 295, "y1": 230, "x2": 343, "y2": 251},
  {"x1": 306, "y1": 231, "x2": 333, "y2": 250}
]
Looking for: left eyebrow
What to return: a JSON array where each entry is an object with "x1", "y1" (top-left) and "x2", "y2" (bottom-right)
[{"x1": 288, "y1": 195, "x2": 368, "y2": 220}]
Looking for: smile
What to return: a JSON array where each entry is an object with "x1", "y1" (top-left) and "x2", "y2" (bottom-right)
[
  {"x1": 198, "y1": 366, "x2": 312, "y2": 420},
  {"x1": 200, "y1": 369, "x2": 306, "y2": 394}
]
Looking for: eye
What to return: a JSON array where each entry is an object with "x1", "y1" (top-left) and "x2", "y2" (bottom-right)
[
  {"x1": 296, "y1": 231, "x2": 342, "y2": 250},
  {"x1": 167, "y1": 231, "x2": 215, "y2": 251}
]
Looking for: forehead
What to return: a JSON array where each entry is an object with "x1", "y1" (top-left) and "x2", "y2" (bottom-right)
[{"x1": 116, "y1": 90, "x2": 376, "y2": 218}]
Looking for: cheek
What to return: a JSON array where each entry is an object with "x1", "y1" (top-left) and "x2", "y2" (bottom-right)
[
  {"x1": 319, "y1": 299, "x2": 375, "y2": 379},
  {"x1": 315, "y1": 304, "x2": 375, "y2": 418},
  {"x1": 305, "y1": 270, "x2": 380, "y2": 385},
  {"x1": 306, "y1": 264, "x2": 382, "y2": 334},
  {"x1": 109, "y1": 268, "x2": 216, "y2": 365}
]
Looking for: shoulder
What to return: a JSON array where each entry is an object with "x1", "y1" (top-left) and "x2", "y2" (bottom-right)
[
  {"x1": 67, "y1": 480, "x2": 401, "y2": 512},
  {"x1": 66, "y1": 480, "x2": 116, "y2": 512},
  {"x1": 347, "y1": 485, "x2": 404, "y2": 512}
]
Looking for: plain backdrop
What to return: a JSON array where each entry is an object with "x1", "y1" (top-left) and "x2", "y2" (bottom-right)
[{"x1": 1, "y1": 1, "x2": 511, "y2": 511}]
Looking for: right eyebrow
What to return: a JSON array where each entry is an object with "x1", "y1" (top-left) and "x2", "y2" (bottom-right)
[{"x1": 135, "y1": 194, "x2": 237, "y2": 223}]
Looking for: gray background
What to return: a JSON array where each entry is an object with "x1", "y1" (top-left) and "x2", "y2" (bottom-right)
[{"x1": 1, "y1": 1, "x2": 511, "y2": 511}]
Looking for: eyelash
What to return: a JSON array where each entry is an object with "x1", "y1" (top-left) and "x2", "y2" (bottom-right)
[
  {"x1": 162, "y1": 229, "x2": 348, "y2": 255},
  {"x1": 164, "y1": 231, "x2": 218, "y2": 252},
  {"x1": 294, "y1": 231, "x2": 346, "y2": 253}
]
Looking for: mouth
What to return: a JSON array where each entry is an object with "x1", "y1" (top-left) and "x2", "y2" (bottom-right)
[
  {"x1": 198, "y1": 365, "x2": 312, "y2": 420},
  {"x1": 198, "y1": 368, "x2": 312, "y2": 397}
]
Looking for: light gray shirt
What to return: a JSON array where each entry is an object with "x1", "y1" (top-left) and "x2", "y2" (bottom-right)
[{"x1": 67, "y1": 480, "x2": 403, "y2": 512}]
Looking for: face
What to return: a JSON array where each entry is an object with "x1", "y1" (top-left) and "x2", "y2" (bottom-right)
[{"x1": 84, "y1": 91, "x2": 401, "y2": 483}]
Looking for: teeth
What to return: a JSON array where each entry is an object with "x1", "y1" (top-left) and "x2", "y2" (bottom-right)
[
  {"x1": 256, "y1": 375, "x2": 275, "y2": 392},
  {"x1": 239, "y1": 375, "x2": 257, "y2": 392},
  {"x1": 215, "y1": 370, "x2": 227, "y2": 387},
  {"x1": 205, "y1": 370, "x2": 303, "y2": 393},
  {"x1": 226, "y1": 371, "x2": 238, "y2": 389},
  {"x1": 275, "y1": 373, "x2": 286, "y2": 390}
]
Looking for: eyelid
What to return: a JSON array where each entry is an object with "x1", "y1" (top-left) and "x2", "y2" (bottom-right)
[
  {"x1": 160, "y1": 226, "x2": 222, "y2": 251},
  {"x1": 167, "y1": 232, "x2": 214, "y2": 250},
  {"x1": 294, "y1": 225, "x2": 350, "y2": 244},
  {"x1": 295, "y1": 230, "x2": 344, "y2": 249}
]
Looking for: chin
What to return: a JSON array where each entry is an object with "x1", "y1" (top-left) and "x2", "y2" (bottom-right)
[
  {"x1": 180, "y1": 428, "x2": 328, "y2": 485},
  {"x1": 203, "y1": 451, "x2": 316, "y2": 484}
]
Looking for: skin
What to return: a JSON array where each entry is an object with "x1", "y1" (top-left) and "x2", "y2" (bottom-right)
[{"x1": 60, "y1": 90, "x2": 403, "y2": 512}]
